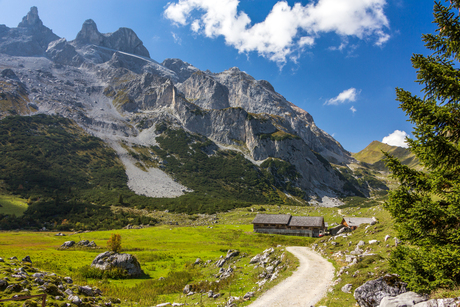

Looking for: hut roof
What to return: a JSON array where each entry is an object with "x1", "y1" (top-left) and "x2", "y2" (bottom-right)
[
  {"x1": 252, "y1": 214, "x2": 291, "y2": 225},
  {"x1": 288, "y1": 216, "x2": 324, "y2": 227},
  {"x1": 342, "y1": 217, "x2": 375, "y2": 227}
]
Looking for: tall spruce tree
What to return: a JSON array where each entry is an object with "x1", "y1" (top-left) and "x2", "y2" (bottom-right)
[{"x1": 385, "y1": 0, "x2": 460, "y2": 293}]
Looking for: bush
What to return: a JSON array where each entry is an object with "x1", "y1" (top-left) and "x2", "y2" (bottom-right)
[
  {"x1": 79, "y1": 266, "x2": 128, "y2": 279},
  {"x1": 107, "y1": 234, "x2": 122, "y2": 253}
]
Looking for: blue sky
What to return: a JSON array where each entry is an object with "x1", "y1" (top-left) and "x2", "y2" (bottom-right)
[{"x1": 0, "y1": 0, "x2": 436, "y2": 152}]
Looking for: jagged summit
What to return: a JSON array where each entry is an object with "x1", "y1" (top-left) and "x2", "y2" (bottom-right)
[
  {"x1": 73, "y1": 19, "x2": 150, "y2": 58},
  {"x1": 18, "y1": 6, "x2": 43, "y2": 28},
  {"x1": 75, "y1": 19, "x2": 104, "y2": 45},
  {"x1": 0, "y1": 6, "x2": 59, "y2": 56}
]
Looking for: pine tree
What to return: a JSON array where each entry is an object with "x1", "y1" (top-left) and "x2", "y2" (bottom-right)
[{"x1": 385, "y1": 0, "x2": 460, "y2": 293}]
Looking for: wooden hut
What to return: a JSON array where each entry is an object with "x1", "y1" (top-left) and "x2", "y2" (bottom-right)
[{"x1": 252, "y1": 214, "x2": 325, "y2": 237}]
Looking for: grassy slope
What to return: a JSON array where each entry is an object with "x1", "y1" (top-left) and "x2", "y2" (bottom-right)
[
  {"x1": 0, "y1": 194, "x2": 27, "y2": 216},
  {"x1": 352, "y1": 140, "x2": 420, "y2": 170}
]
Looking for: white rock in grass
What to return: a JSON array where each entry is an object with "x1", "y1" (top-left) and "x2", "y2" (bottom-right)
[{"x1": 342, "y1": 284, "x2": 353, "y2": 293}]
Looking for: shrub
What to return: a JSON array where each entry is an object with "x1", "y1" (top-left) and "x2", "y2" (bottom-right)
[{"x1": 107, "y1": 233, "x2": 122, "y2": 253}]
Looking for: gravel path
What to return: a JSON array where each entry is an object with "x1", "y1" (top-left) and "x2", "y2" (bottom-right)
[{"x1": 248, "y1": 246, "x2": 334, "y2": 307}]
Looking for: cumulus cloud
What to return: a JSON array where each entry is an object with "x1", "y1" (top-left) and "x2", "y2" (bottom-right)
[
  {"x1": 164, "y1": 0, "x2": 390, "y2": 64},
  {"x1": 325, "y1": 88, "x2": 359, "y2": 105},
  {"x1": 350, "y1": 106, "x2": 357, "y2": 113},
  {"x1": 382, "y1": 130, "x2": 409, "y2": 148}
]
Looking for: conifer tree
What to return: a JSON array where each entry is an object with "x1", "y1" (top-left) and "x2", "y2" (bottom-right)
[{"x1": 385, "y1": 0, "x2": 460, "y2": 293}]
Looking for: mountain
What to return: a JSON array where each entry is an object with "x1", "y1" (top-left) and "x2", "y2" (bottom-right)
[
  {"x1": 0, "y1": 7, "x2": 366, "y2": 207},
  {"x1": 352, "y1": 140, "x2": 420, "y2": 171}
]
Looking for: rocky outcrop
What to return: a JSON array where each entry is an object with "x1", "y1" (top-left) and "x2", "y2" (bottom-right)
[
  {"x1": 177, "y1": 72, "x2": 230, "y2": 109},
  {"x1": 46, "y1": 38, "x2": 84, "y2": 66},
  {"x1": 167, "y1": 62, "x2": 351, "y2": 164},
  {"x1": 354, "y1": 274, "x2": 408, "y2": 307},
  {"x1": 161, "y1": 58, "x2": 199, "y2": 82},
  {"x1": 0, "y1": 7, "x2": 59, "y2": 56},
  {"x1": 91, "y1": 251, "x2": 144, "y2": 277},
  {"x1": 73, "y1": 19, "x2": 150, "y2": 58}
]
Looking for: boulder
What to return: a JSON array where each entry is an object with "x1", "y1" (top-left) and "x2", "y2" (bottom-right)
[
  {"x1": 346, "y1": 255, "x2": 356, "y2": 263},
  {"x1": 250, "y1": 254, "x2": 262, "y2": 264},
  {"x1": 79, "y1": 286, "x2": 94, "y2": 296},
  {"x1": 183, "y1": 284, "x2": 191, "y2": 294},
  {"x1": 68, "y1": 295, "x2": 81, "y2": 306},
  {"x1": 0, "y1": 279, "x2": 8, "y2": 289},
  {"x1": 64, "y1": 277, "x2": 73, "y2": 284},
  {"x1": 354, "y1": 274, "x2": 407, "y2": 307},
  {"x1": 379, "y1": 291, "x2": 428, "y2": 307},
  {"x1": 22, "y1": 255, "x2": 32, "y2": 263},
  {"x1": 225, "y1": 249, "x2": 239, "y2": 260},
  {"x1": 91, "y1": 251, "x2": 144, "y2": 277},
  {"x1": 194, "y1": 258, "x2": 202, "y2": 265},
  {"x1": 1, "y1": 69, "x2": 19, "y2": 80},
  {"x1": 216, "y1": 259, "x2": 226, "y2": 268},
  {"x1": 414, "y1": 298, "x2": 460, "y2": 307},
  {"x1": 342, "y1": 284, "x2": 353, "y2": 293},
  {"x1": 61, "y1": 241, "x2": 75, "y2": 248}
]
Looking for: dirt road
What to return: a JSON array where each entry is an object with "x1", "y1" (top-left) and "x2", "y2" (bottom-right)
[{"x1": 248, "y1": 246, "x2": 334, "y2": 307}]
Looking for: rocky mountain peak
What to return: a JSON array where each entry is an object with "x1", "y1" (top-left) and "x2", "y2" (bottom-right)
[
  {"x1": 18, "y1": 6, "x2": 43, "y2": 28},
  {"x1": 0, "y1": 6, "x2": 59, "y2": 56},
  {"x1": 75, "y1": 19, "x2": 104, "y2": 45},
  {"x1": 161, "y1": 58, "x2": 199, "y2": 82},
  {"x1": 73, "y1": 19, "x2": 149, "y2": 58}
]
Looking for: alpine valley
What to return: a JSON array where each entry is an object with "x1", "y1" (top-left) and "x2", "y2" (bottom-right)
[{"x1": 0, "y1": 7, "x2": 398, "y2": 228}]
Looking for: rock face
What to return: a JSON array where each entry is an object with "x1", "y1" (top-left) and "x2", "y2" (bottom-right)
[
  {"x1": 46, "y1": 38, "x2": 84, "y2": 66},
  {"x1": 91, "y1": 251, "x2": 144, "y2": 277},
  {"x1": 73, "y1": 19, "x2": 150, "y2": 58},
  {"x1": 354, "y1": 274, "x2": 408, "y2": 307}
]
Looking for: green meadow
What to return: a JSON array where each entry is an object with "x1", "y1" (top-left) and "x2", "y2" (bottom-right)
[
  {"x1": 0, "y1": 217, "x2": 314, "y2": 306},
  {"x1": 0, "y1": 194, "x2": 28, "y2": 216}
]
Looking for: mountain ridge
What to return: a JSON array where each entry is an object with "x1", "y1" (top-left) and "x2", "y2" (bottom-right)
[
  {"x1": 352, "y1": 140, "x2": 420, "y2": 171},
  {"x1": 0, "y1": 6, "x2": 366, "y2": 205}
]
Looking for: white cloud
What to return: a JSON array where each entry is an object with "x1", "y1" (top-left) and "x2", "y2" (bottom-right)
[
  {"x1": 382, "y1": 130, "x2": 409, "y2": 148},
  {"x1": 350, "y1": 106, "x2": 357, "y2": 113},
  {"x1": 325, "y1": 88, "x2": 359, "y2": 105},
  {"x1": 164, "y1": 0, "x2": 390, "y2": 65},
  {"x1": 171, "y1": 32, "x2": 182, "y2": 44}
]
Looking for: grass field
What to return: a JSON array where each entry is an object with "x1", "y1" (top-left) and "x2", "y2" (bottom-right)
[
  {"x1": 0, "y1": 218, "x2": 314, "y2": 306},
  {"x1": 3, "y1": 202, "x2": 457, "y2": 306},
  {"x1": 0, "y1": 194, "x2": 28, "y2": 216}
]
